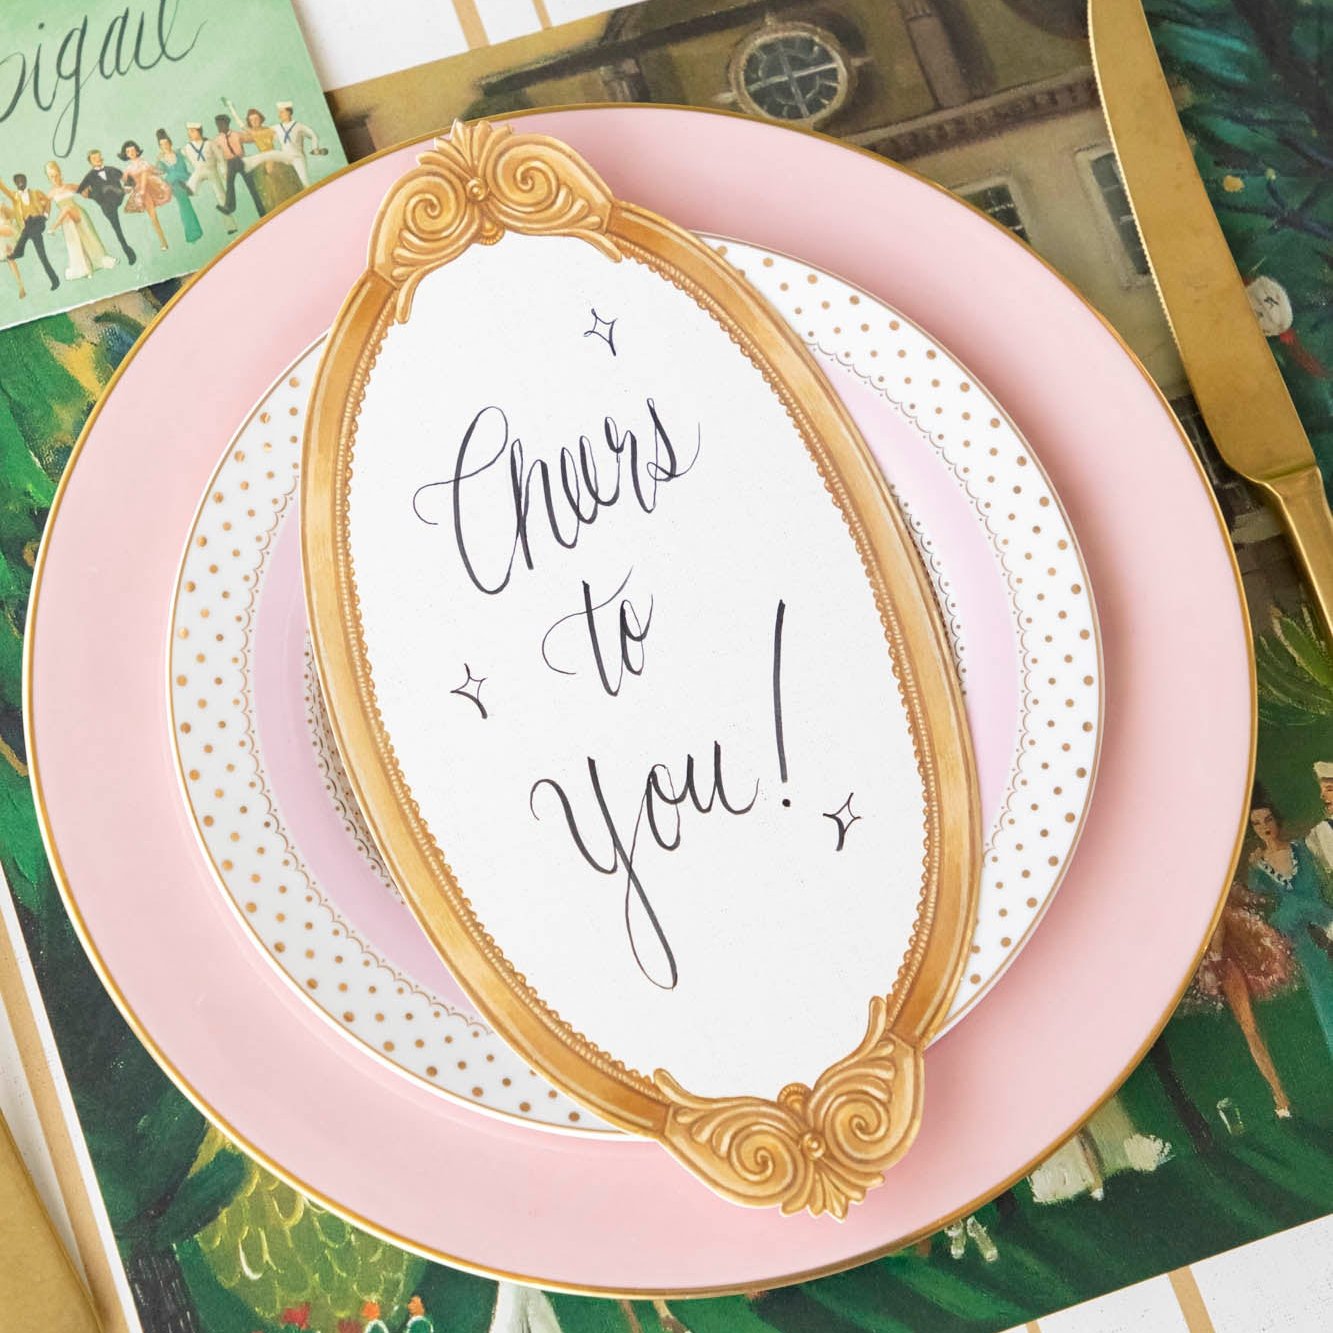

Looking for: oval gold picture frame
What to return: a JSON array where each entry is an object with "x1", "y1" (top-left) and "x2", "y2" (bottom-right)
[{"x1": 302, "y1": 119, "x2": 980, "y2": 1218}]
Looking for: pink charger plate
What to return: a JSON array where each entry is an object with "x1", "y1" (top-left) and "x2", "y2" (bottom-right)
[{"x1": 26, "y1": 107, "x2": 1253, "y2": 1294}]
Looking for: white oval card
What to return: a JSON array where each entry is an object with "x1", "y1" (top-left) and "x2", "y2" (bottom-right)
[{"x1": 302, "y1": 122, "x2": 979, "y2": 1217}]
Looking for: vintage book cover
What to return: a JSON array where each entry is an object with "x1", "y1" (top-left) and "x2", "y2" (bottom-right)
[{"x1": 0, "y1": 0, "x2": 343, "y2": 332}]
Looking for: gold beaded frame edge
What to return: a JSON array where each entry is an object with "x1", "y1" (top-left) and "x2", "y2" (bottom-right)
[{"x1": 301, "y1": 119, "x2": 980, "y2": 1219}]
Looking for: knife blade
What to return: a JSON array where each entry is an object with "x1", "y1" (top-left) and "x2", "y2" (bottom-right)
[{"x1": 1089, "y1": 0, "x2": 1333, "y2": 639}]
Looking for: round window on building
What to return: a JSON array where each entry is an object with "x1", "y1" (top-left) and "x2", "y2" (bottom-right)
[{"x1": 730, "y1": 22, "x2": 853, "y2": 127}]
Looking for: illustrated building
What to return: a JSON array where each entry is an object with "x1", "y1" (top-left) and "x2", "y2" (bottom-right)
[{"x1": 330, "y1": 0, "x2": 1300, "y2": 622}]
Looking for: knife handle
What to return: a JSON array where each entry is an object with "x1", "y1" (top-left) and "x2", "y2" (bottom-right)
[{"x1": 1263, "y1": 466, "x2": 1333, "y2": 645}]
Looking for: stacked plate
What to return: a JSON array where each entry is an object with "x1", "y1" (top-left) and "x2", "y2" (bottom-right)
[{"x1": 25, "y1": 107, "x2": 1252, "y2": 1294}]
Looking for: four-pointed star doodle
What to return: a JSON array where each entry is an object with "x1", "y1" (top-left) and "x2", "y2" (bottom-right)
[
  {"x1": 583, "y1": 307, "x2": 618, "y2": 355},
  {"x1": 823, "y1": 793, "x2": 861, "y2": 852},
  {"x1": 450, "y1": 664, "x2": 488, "y2": 719}
]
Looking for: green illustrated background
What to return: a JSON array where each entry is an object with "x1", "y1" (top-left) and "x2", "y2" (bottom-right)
[
  {"x1": 1, "y1": 2, "x2": 1330, "y2": 1330},
  {"x1": 0, "y1": 0, "x2": 342, "y2": 331}
]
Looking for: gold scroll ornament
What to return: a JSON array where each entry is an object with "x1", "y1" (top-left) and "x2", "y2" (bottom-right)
[{"x1": 303, "y1": 119, "x2": 979, "y2": 1219}]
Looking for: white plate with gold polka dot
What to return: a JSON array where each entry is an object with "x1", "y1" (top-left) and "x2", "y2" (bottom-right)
[{"x1": 167, "y1": 237, "x2": 1101, "y2": 1137}]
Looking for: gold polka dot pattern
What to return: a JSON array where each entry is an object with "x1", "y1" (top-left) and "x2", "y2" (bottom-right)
[
  {"x1": 713, "y1": 241, "x2": 1102, "y2": 1027},
  {"x1": 169, "y1": 342, "x2": 608, "y2": 1134}
]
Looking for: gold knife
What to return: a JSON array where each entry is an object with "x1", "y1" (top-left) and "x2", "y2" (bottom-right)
[{"x1": 1089, "y1": 0, "x2": 1333, "y2": 639}]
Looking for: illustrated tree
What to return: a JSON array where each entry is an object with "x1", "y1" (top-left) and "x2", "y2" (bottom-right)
[
  {"x1": 192, "y1": 1136, "x2": 424, "y2": 1333},
  {"x1": 0, "y1": 299, "x2": 246, "y2": 1333},
  {"x1": 1255, "y1": 604, "x2": 1333, "y2": 722}
]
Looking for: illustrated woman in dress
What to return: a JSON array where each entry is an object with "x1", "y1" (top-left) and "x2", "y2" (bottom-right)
[
  {"x1": 154, "y1": 131, "x2": 202, "y2": 245},
  {"x1": 1187, "y1": 880, "x2": 1294, "y2": 1115},
  {"x1": 225, "y1": 102, "x2": 303, "y2": 213},
  {"x1": 43, "y1": 160, "x2": 116, "y2": 281},
  {"x1": 118, "y1": 140, "x2": 173, "y2": 251},
  {"x1": 1248, "y1": 798, "x2": 1333, "y2": 1055},
  {"x1": 489, "y1": 1284, "x2": 562, "y2": 1333}
]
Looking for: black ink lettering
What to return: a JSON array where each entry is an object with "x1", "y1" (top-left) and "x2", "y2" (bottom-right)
[
  {"x1": 579, "y1": 431, "x2": 618, "y2": 508},
  {"x1": 529, "y1": 745, "x2": 757, "y2": 988},
  {"x1": 411, "y1": 405, "x2": 517, "y2": 595},
  {"x1": 531, "y1": 757, "x2": 679, "y2": 990},
  {"x1": 583, "y1": 580, "x2": 620, "y2": 697},
  {"x1": 511, "y1": 441, "x2": 582, "y2": 571},
  {"x1": 159, "y1": 0, "x2": 206, "y2": 64},
  {"x1": 48, "y1": 22, "x2": 87, "y2": 159},
  {"x1": 0, "y1": 4, "x2": 206, "y2": 157},
  {"x1": 413, "y1": 400, "x2": 699, "y2": 596},
  {"x1": 29, "y1": 28, "x2": 56, "y2": 113},
  {"x1": 618, "y1": 594, "x2": 652, "y2": 679},
  {"x1": 539, "y1": 570, "x2": 653, "y2": 695},
  {"x1": 0, "y1": 52, "x2": 27, "y2": 125},
  {"x1": 98, "y1": 11, "x2": 131, "y2": 79}
]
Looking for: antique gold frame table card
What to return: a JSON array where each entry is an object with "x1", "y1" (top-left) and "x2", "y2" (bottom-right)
[{"x1": 301, "y1": 122, "x2": 981, "y2": 1217}]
